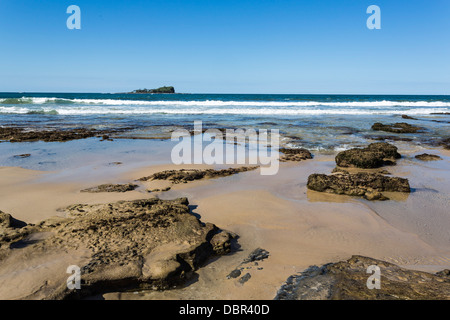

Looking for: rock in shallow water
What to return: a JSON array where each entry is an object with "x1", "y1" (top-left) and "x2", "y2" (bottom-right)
[
  {"x1": 371, "y1": 122, "x2": 423, "y2": 134},
  {"x1": 335, "y1": 142, "x2": 401, "y2": 169},
  {"x1": 307, "y1": 172, "x2": 410, "y2": 200},
  {"x1": 415, "y1": 153, "x2": 442, "y2": 161},
  {"x1": 279, "y1": 148, "x2": 312, "y2": 162},
  {"x1": 275, "y1": 255, "x2": 450, "y2": 300}
]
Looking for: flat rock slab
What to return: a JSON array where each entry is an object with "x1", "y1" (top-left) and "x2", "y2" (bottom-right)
[
  {"x1": 371, "y1": 122, "x2": 423, "y2": 134},
  {"x1": 275, "y1": 255, "x2": 450, "y2": 300},
  {"x1": 138, "y1": 167, "x2": 258, "y2": 184},
  {"x1": 415, "y1": 153, "x2": 442, "y2": 161},
  {"x1": 307, "y1": 172, "x2": 410, "y2": 201},
  {"x1": 0, "y1": 198, "x2": 233, "y2": 299},
  {"x1": 80, "y1": 183, "x2": 138, "y2": 193}
]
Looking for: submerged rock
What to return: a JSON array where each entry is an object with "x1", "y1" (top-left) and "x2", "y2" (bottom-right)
[
  {"x1": 415, "y1": 153, "x2": 442, "y2": 161},
  {"x1": 371, "y1": 122, "x2": 423, "y2": 134},
  {"x1": 275, "y1": 255, "x2": 450, "y2": 300},
  {"x1": 0, "y1": 198, "x2": 233, "y2": 299},
  {"x1": 138, "y1": 167, "x2": 258, "y2": 184},
  {"x1": 401, "y1": 115, "x2": 418, "y2": 120},
  {"x1": 0, "y1": 127, "x2": 114, "y2": 143},
  {"x1": 279, "y1": 148, "x2": 312, "y2": 162},
  {"x1": 440, "y1": 138, "x2": 450, "y2": 150},
  {"x1": 80, "y1": 183, "x2": 138, "y2": 193},
  {"x1": 335, "y1": 142, "x2": 401, "y2": 169},
  {"x1": 307, "y1": 172, "x2": 410, "y2": 200}
]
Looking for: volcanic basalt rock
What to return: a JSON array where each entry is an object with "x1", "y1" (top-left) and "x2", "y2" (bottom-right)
[
  {"x1": 371, "y1": 122, "x2": 423, "y2": 134},
  {"x1": 138, "y1": 167, "x2": 258, "y2": 184},
  {"x1": 307, "y1": 172, "x2": 410, "y2": 200},
  {"x1": 335, "y1": 142, "x2": 401, "y2": 169},
  {"x1": 279, "y1": 148, "x2": 312, "y2": 162},
  {"x1": 0, "y1": 198, "x2": 233, "y2": 299},
  {"x1": 275, "y1": 255, "x2": 450, "y2": 300}
]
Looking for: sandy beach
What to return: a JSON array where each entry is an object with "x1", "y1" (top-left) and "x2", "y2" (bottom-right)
[{"x1": 0, "y1": 135, "x2": 449, "y2": 300}]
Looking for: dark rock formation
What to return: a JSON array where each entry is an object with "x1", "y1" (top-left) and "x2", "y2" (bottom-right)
[
  {"x1": 0, "y1": 127, "x2": 113, "y2": 143},
  {"x1": 335, "y1": 142, "x2": 401, "y2": 169},
  {"x1": 279, "y1": 148, "x2": 312, "y2": 162},
  {"x1": 13, "y1": 154, "x2": 31, "y2": 158},
  {"x1": 275, "y1": 255, "x2": 450, "y2": 300},
  {"x1": 138, "y1": 167, "x2": 258, "y2": 184},
  {"x1": 0, "y1": 198, "x2": 233, "y2": 299},
  {"x1": 415, "y1": 153, "x2": 442, "y2": 161},
  {"x1": 307, "y1": 172, "x2": 410, "y2": 201},
  {"x1": 243, "y1": 248, "x2": 270, "y2": 263},
  {"x1": 239, "y1": 273, "x2": 252, "y2": 284},
  {"x1": 440, "y1": 138, "x2": 450, "y2": 150},
  {"x1": 371, "y1": 122, "x2": 423, "y2": 134},
  {"x1": 401, "y1": 115, "x2": 418, "y2": 120},
  {"x1": 363, "y1": 135, "x2": 413, "y2": 142},
  {"x1": 130, "y1": 86, "x2": 175, "y2": 94},
  {"x1": 227, "y1": 269, "x2": 242, "y2": 279},
  {"x1": 80, "y1": 183, "x2": 138, "y2": 193}
]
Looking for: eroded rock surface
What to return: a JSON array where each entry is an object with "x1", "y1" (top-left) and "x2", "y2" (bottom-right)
[
  {"x1": 279, "y1": 148, "x2": 312, "y2": 162},
  {"x1": 0, "y1": 127, "x2": 112, "y2": 142},
  {"x1": 0, "y1": 198, "x2": 233, "y2": 299},
  {"x1": 275, "y1": 255, "x2": 450, "y2": 300},
  {"x1": 138, "y1": 167, "x2": 258, "y2": 184},
  {"x1": 371, "y1": 122, "x2": 423, "y2": 134},
  {"x1": 81, "y1": 183, "x2": 138, "y2": 193},
  {"x1": 335, "y1": 142, "x2": 401, "y2": 169},
  {"x1": 307, "y1": 172, "x2": 410, "y2": 200}
]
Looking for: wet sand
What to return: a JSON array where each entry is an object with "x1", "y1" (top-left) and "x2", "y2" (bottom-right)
[{"x1": 0, "y1": 139, "x2": 449, "y2": 299}]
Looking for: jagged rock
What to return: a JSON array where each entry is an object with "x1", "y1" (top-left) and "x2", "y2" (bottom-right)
[
  {"x1": 0, "y1": 198, "x2": 233, "y2": 299},
  {"x1": 279, "y1": 148, "x2": 312, "y2": 162},
  {"x1": 80, "y1": 183, "x2": 138, "y2": 193},
  {"x1": 0, "y1": 211, "x2": 12, "y2": 229},
  {"x1": 138, "y1": 167, "x2": 258, "y2": 184},
  {"x1": 210, "y1": 231, "x2": 233, "y2": 255},
  {"x1": 371, "y1": 122, "x2": 423, "y2": 134},
  {"x1": 335, "y1": 142, "x2": 401, "y2": 169},
  {"x1": 275, "y1": 255, "x2": 450, "y2": 300},
  {"x1": 307, "y1": 172, "x2": 410, "y2": 200},
  {"x1": 415, "y1": 153, "x2": 442, "y2": 161},
  {"x1": 243, "y1": 248, "x2": 270, "y2": 263}
]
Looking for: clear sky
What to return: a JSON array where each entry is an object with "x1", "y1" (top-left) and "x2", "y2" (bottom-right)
[{"x1": 0, "y1": 0, "x2": 449, "y2": 94}]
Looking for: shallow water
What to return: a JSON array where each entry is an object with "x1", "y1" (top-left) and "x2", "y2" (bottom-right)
[{"x1": 1, "y1": 93, "x2": 449, "y2": 152}]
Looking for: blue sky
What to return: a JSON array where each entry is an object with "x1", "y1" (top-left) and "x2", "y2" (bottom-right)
[{"x1": 0, "y1": 0, "x2": 449, "y2": 94}]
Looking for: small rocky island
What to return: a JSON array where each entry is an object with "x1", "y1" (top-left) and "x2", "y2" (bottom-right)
[{"x1": 129, "y1": 86, "x2": 175, "y2": 94}]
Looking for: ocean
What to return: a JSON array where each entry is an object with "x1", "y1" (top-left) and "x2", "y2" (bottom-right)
[{"x1": 1, "y1": 93, "x2": 449, "y2": 151}]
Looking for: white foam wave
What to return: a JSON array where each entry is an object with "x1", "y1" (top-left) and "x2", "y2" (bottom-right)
[
  {"x1": 0, "y1": 106, "x2": 449, "y2": 116},
  {"x1": 1, "y1": 97, "x2": 450, "y2": 108}
]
